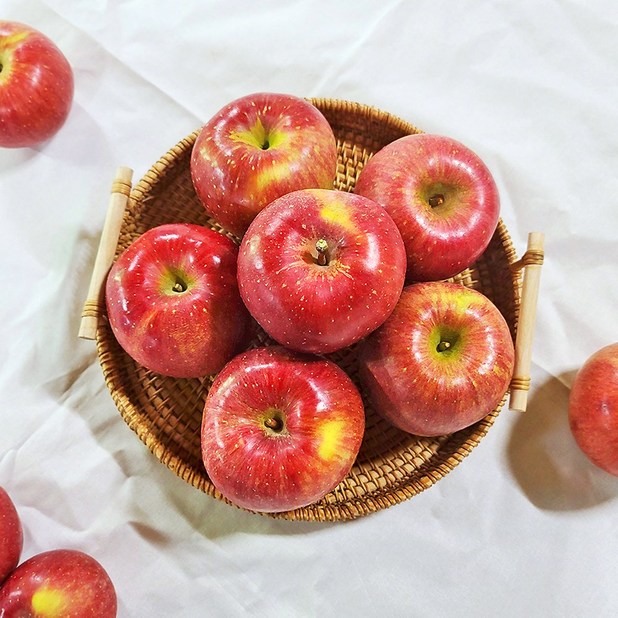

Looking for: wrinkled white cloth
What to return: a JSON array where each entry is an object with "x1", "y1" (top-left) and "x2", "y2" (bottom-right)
[{"x1": 1, "y1": 1, "x2": 617, "y2": 616}]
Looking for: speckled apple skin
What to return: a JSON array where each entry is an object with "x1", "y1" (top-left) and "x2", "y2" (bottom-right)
[
  {"x1": 191, "y1": 92, "x2": 337, "y2": 237},
  {"x1": 201, "y1": 346, "x2": 365, "y2": 513},
  {"x1": 237, "y1": 188, "x2": 407, "y2": 354},
  {"x1": 358, "y1": 282, "x2": 514, "y2": 437},
  {"x1": 355, "y1": 133, "x2": 500, "y2": 282},
  {"x1": 569, "y1": 343, "x2": 618, "y2": 476},
  {"x1": 0, "y1": 549, "x2": 117, "y2": 617},
  {"x1": 106, "y1": 223, "x2": 251, "y2": 378},
  {"x1": 0, "y1": 21, "x2": 74, "y2": 148}
]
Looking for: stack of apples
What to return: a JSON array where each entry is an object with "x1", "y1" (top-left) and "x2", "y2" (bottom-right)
[
  {"x1": 105, "y1": 92, "x2": 516, "y2": 514},
  {"x1": 0, "y1": 487, "x2": 116, "y2": 617}
]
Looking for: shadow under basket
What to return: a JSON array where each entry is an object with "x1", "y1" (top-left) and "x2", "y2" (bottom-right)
[{"x1": 92, "y1": 98, "x2": 530, "y2": 522}]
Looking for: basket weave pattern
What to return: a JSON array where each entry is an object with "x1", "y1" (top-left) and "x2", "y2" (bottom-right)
[{"x1": 96, "y1": 99, "x2": 521, "y2": 522}]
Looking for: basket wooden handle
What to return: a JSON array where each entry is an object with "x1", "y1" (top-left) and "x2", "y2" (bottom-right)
[
  {"x1": 508, "y1": 231, "x2": 545, "y2": 412},
  {"x1": 78, "y1": 166, "x2": 134, "y2": 340}
]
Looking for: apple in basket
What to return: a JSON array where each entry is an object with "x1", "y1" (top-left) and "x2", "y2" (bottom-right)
[
  {"x1": 358, "y1": 281, "x2": 515, "y2": 436},
  {"x1": 190, "y1": 92, "x2": 338, "y2": 237},
  {"x1": 0, "y1": 20, "x2": 74, "y2": 148},
  {"x1": 237, "y1": 188, "x2": 407, "y2": 354},
  {"x1": 0, "y1": 549, "x2": 117, "y2": 617},
  {"x1": 106, "y1": 223, "x2": 251, "y2": 378},
  {"x1": 201, "y1": 346, "x2": 365, "y2": 513},
  {"x1": 0, "y1": 487, "x2": 23, "y2": 584},
  {"x1": 354, "y1": 133, "x2": 500, "y2": 282},
  {"x1": 569, "y1": 342, "x2": 618, "y2": 476}
]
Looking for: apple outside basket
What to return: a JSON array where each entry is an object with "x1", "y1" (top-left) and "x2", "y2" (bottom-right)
[{"x1": 80, "y1": 98, "x2": 544, "y2": 522}]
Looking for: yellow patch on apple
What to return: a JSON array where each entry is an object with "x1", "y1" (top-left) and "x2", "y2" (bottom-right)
[
  {"x1": 428, "y1": 286, "x2": 476, "y2": 315},
  {"x1": 254, "y1": 160, "x2": 293, "y2": 193},
  {"x1": 2, "y1": 31, "x2": 29, "y2": 49},
  {"x1": 0, "y1": 32, "x2": 30, "y2": 84},
  {"x1": 319, "y1": 198, "x2": 357, "y2": 232},
  {"x1": 317, "y1": 419, "x2": 346, "y2": 460},
  {"x1": 31, "y1": 587, "x2": 69, "y2": 617}
]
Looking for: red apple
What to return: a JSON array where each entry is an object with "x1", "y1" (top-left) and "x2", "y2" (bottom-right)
[
  {"x1": 106, "y1": 223, "x2": 251, "y2": 378},
  {"x1": 0, "y1": 549, "x2": 116, "y2": 617},
  {"x1": 354, "y1": 133, "x2": 500, "y2": 282},
  {"x1": 190, "y1": 92, "x2": 337, "y2": 237},
  {"x1": 237, "y1": 188, "x2": 407, "y2": 354},
  {"x1": 0, "y1": 487, "x2": 22, "y2": 584},
  {"x1": 568, "y1": 343, "x2": 618, "y2": 476},
  {"x1": 358, "y1": 281, "x2": 514, "y2": 436},
  {"x1": 0, "y1": 21, "x2": 74, "y2": 148},
  {"x1": 201, "y1": 346, "x2": 365, "y2": 513}
]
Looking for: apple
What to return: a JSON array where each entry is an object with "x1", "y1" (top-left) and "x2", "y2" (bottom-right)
[
  {"x1": 190, "y1": 92, "x2": 338, "y2": 237},
  {"x1": 0, "y1": 487, "x2": 22, "y2": 585},
  {"x1": 106, "y1": 223, "x2": 251, "y2": 378},
  {"x1": 358, "y1": 281, "x2": 514, "y2": 437},
  {"x1": 354, "y1": 133, "x2": 500, "y2": 282},
  {"x1": 237, "y1": 188, "x2": 407, "y2": 354},
  {"x1": 0, "y1": 21, "x2": 74, "y2": 148},
  {"x1": 0, "y1": 549, "x2": 116, "y2": 617},
  {"x1": 568, "y1": 343, "x2": 618, "y2": 476},
  {"x1": 201, "y1": 346, "x2": 365, "y2": 513}
]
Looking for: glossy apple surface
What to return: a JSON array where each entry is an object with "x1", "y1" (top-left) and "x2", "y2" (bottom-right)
[
  {"x1": 354, "y1": 133, "x2": 500, "y2": 282},
  {"x1": 0, "y1": 487, "x2": 22, "y2": 584},
  {"x1": 106, "y1": 223, "x2": 251, "y2": 378},
  {"x1": 569, "y1": 342, "x2": 618, "y2": 475},
  {"x1": 0, "y1": 549, "x2": 116, "y2": 617},
  {"x1": 237, "y1": 188, "x2": 407, "y2": 354},
  {"x1": 0, "y1": 21, "x2": 73, "y2": 148},
  {"x1": 201, "y1": 346, "x2": 365, "y2": 513},
  {"x1": 190, "y1": 92, "x2": 337, "y2": 237},
  {"x1": 358, "y1": 281, "x2": 514, "y2": 436}
]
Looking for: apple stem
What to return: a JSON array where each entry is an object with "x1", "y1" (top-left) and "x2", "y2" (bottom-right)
[
  {"x1": 437, "y1": 340, "x2": 451, "y2": 352},
  {"x1": 315, "y1": 239, "x2": 329, "y2": 266},
  {"x1": 429, "y1": 194, "x2": 445, "y2": 208},
  {"x1": 264, "y1": 417, "x2": 283, "y2": 432},
  {"x1": 172, "y1": 280, "x2": 187, "y2": 293}
]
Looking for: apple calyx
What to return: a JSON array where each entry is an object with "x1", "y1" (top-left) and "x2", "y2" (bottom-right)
[
  {"x1": 0, "y1": 56, "x2": 9, "y2": 80},
  {"x1": 424, "y1": 182, "x2": 458, "y2": 212},
  {"x1": 160, "y1": 268, "x2": 192, "y2": 296},
  {"x1": 0, "y1": 32, "x2": 28, "y2": 80},
  {"x1": 230, "y1": 117, "x2": 285, "y2": 152},
  {"x1": 432, "y1": 326, "x2": 461, "y2": 356}
]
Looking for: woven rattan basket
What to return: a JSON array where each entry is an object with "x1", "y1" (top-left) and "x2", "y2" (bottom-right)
[{"x1": 85, "y1": 98, "x2": 541, "y2": 522}]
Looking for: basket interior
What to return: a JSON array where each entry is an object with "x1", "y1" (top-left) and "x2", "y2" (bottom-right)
[{"x1": 96, "y1": 98, "x2": 520, "y2": 522}]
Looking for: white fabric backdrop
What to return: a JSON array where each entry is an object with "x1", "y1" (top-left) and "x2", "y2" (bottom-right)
[{"x1": 1, "y1": 1, "x2": 617, "y2": 616}]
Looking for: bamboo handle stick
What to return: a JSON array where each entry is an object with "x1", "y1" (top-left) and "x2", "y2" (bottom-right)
[
  {"x1": 78, "y1": 166, "x2": 133, "y2": 340},
  {"x1": 509, "y1": 231, "x2": 545, "y2": 412}
]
